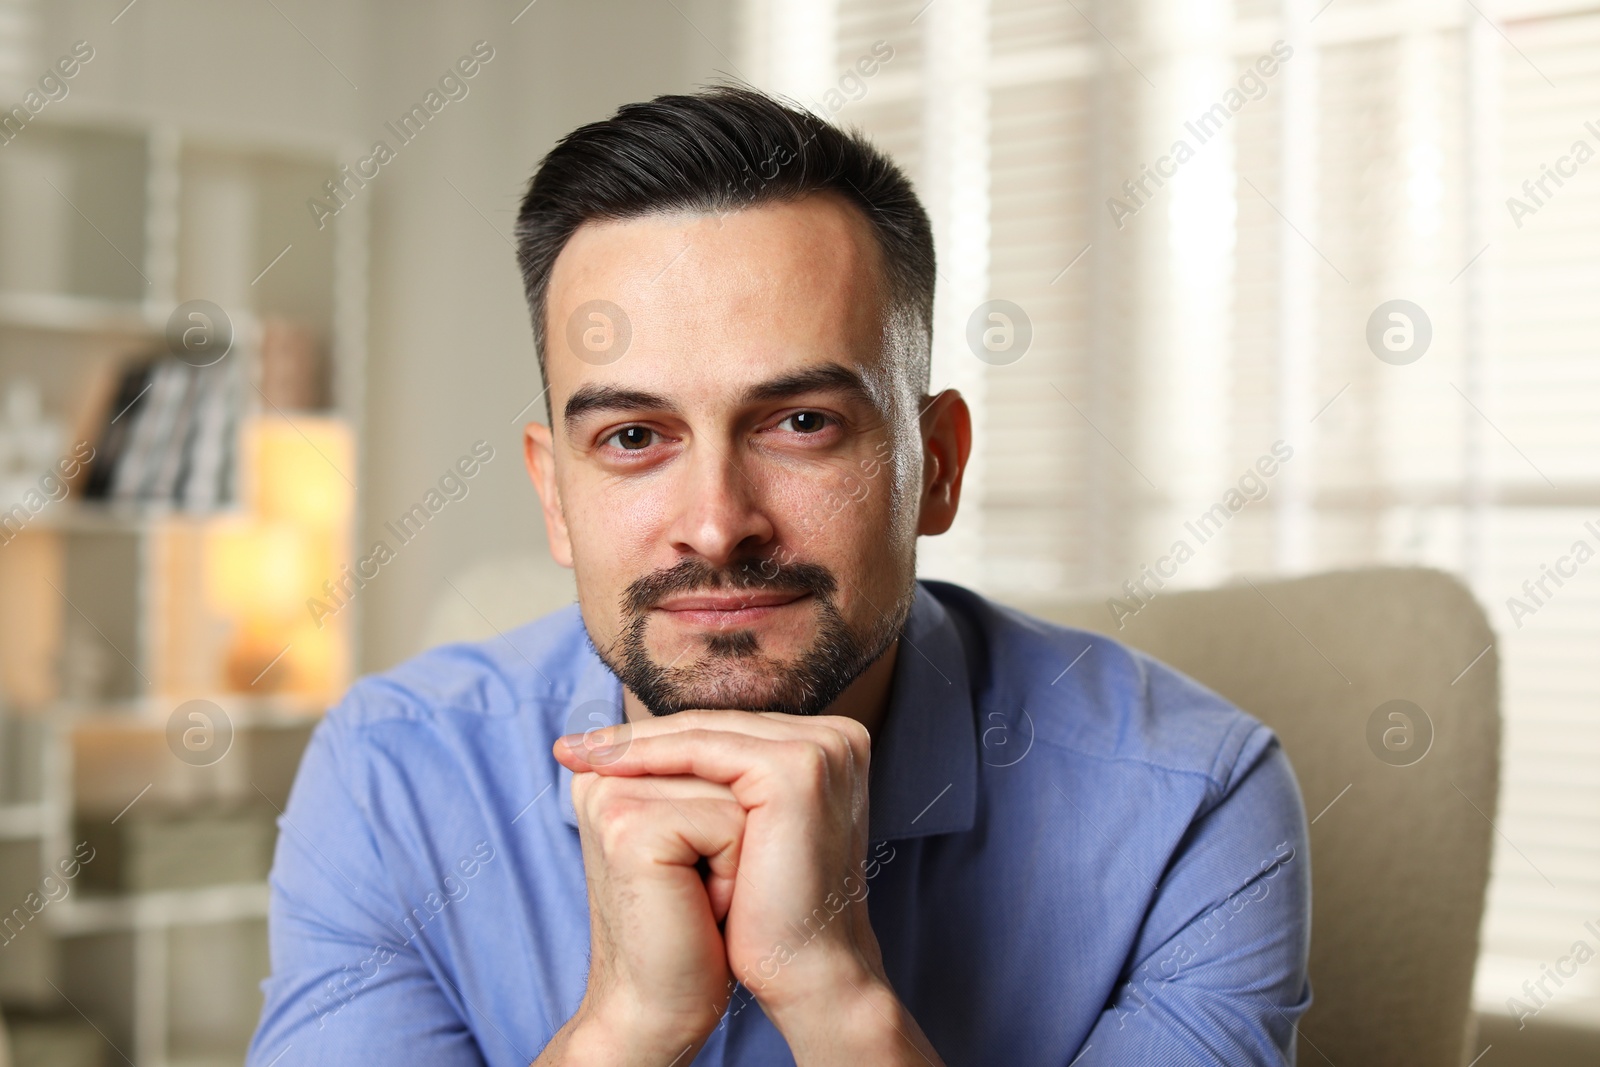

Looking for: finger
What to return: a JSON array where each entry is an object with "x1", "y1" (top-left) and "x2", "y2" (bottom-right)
[
  {"x1": 643, "y1": 792, "x2": 745, "y2": 923},
  {"x1": 620, "y1": 786, "x2": 746, "y2": 923},
  {"x1": 666, "y1": 709, "x2": 873, "y2": 768},
  {"x1": 580, "y1": 773, "x2": 737, "y2": 805},
  {"x1": 556, "y1": 707, "x2": 864, "y2": 755},
  {"x1": 560, "y1": 727, "x2": 769, "y2": 783},
  {"x1": 679, "y1": 799, "x2": 744, "y2": 924},
  {"x1": 649, "y1": 794, "x2": 745, "y2": 874},
  {"x1": 576, "y1": 776, "x2": 746, "y2": 869},
  {"x1": 756, "y1": 711, "x2": 872, "y2": 771},
  {"x1": 571, "y1": 773, "x2": 750, "y2": 922},
  {"x1": 555, "y1": 710, "x2": 869, "y2": 779},
  {"x1": 561, "y1": 729, "x2": 837, "y2": 824}
]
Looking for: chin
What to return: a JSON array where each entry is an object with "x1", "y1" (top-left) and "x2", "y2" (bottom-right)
[
  {"x1": 612, "y1": 625, "x2": 873, "y2": 718},
  {"x1": 594, "y1": 563, "x2": 914, "y2": 718},
  {"x1": 645, "y1": 673, "x2": 799, "y2": 716}
]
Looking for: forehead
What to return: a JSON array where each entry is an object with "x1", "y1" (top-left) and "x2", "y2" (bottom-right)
[{"x1": 542, "y1": 193, "x2": 891, "y2": 414}]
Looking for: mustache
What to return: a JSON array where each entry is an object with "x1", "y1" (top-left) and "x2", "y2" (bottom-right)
[{"x1": 621, "y1": 556, "x2": 837, "y2": 617}]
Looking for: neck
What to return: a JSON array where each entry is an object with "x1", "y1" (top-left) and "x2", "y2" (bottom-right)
[{"x1": 824, "y1": 636, "x2": 899, "y2": 738}]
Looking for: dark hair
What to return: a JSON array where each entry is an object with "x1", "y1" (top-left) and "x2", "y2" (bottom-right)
[{"x1": 514, "y1": 85, "x2": 934, "y2": 403}]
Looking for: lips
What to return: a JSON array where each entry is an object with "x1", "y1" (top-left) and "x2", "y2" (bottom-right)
[
  {"x1": 653, "y1": 590, "x2": 810, "y2": 626},
  {"x1": 656, "y1": 590, "x2": 805, "y2": 611}
]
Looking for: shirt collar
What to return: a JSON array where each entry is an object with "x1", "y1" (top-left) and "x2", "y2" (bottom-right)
[
  {"x1": 862, "y1": 582, "x2": 979, "y2": 840},
  {"x1": 555, "y1": 581, "x2": 978, "y2": 842}
]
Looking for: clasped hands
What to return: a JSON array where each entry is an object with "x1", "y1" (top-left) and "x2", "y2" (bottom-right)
[{"x1": 544, "y1": 709, "x2": 942, "y2": 1066}]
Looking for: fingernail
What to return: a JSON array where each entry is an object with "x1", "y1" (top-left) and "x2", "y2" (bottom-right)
[{"x1": 559, "y1": 731, "x2": 614, "y2": 758}]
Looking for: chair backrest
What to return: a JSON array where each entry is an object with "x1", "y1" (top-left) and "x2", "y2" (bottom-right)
[{"x1": 1013, "y1": 566, "x2": 1500, "y2": 1067}]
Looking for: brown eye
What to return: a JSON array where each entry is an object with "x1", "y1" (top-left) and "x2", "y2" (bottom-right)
[
  {"x1": 785, "y1": 412, "x2": 828, "y2": 433},
  {"x1": 609, "y1": 426, "x2": 653, "y2": 450}
]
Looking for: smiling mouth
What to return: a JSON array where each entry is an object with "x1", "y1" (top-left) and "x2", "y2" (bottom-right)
[{"x1": 653, "y1": 590, "x2": 812, "y2": 627}]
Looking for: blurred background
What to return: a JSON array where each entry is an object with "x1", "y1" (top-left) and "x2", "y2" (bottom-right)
[{"x1": 0, "y1": 0, "x2": 1594, "y2": 1063}]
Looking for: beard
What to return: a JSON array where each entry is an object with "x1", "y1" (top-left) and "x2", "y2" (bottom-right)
[{"x1": 594, "y1": 556, "x2": 910, "y2": 717}]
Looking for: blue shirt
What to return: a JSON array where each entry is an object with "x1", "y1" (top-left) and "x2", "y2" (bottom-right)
[{"x1": 249, "y1": 580, "x2": 1312, "y2": 1066}]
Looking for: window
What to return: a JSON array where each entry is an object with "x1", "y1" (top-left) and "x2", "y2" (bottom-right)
[{"x1": 742, "y1": 0, "x2": 1600, "y2": 1024}]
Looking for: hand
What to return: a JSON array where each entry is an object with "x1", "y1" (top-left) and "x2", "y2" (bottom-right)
[
  {"x1": 555, "y1": 711, "x2": 945, "y2": 1065},
  {"x1": 541, "y1": 766, "x2": 746, "y2": 1064}
]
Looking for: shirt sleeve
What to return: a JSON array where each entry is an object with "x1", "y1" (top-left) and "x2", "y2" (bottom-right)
[
  {"x1": 247, "y1": 715, "x2": 489, "y2": 1067},
  {"x1": 1072, "y1": 730, "x2": 1314, "y2": 1066}
]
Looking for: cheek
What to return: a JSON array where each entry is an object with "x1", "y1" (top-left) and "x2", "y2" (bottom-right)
[
  {"x1": 563, "y1": 460, "x2": 671, "y2": 539},
  {"x1": 775, "y1": 459, "x2": 900, "y2": 561},
  {"x1": 562, "y1": 479, "x2": 671, "y2": 611}
]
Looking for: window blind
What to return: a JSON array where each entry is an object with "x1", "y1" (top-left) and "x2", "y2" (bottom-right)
[{"x1": 742, "y1": 0, "x2": 1600, "y2": 1025}]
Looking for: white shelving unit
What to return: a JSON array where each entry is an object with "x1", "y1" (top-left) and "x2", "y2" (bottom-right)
[{"x1": 0, "y1": 109, "x2": 366, "y2": 1067}]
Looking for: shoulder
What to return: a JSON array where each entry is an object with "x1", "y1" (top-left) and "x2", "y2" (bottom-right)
[
  {"x1": 289, "y1": 604, "x2": 607, "y2": 838},
  {"x1": 924, "y1": 580, "x2": 1276, "y2": 796},
  {"x1": 321, "y1": 603, "x2": 595, "y2": 738}
]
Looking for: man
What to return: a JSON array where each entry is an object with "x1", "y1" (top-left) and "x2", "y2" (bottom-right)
[{"x1": 249, "y1": 86, "x2": 1311, "y2": 1066}]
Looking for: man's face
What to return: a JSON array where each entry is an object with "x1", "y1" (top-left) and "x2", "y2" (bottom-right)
[{"x1": 526, "y1": 193, "x2": 926, "y2": 717}]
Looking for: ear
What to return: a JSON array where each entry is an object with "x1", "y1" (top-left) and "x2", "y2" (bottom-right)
[
  {"x1": 524, "y1": 421, "x2": 574, "y2": 568},
  {"x1": 916, "y1": 389, "x2": 972, "y2": 537}
]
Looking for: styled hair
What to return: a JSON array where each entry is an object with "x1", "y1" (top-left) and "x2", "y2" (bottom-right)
[{"x1": 513, "y1": 85, "x2": 935, "y2": 403}]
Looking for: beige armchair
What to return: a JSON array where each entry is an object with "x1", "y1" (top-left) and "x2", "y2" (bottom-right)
[{"x1": 1016, "y1": 566, "x2": 1501, "y2": 1067}]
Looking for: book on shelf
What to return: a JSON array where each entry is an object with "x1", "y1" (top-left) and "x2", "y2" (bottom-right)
[
  {"x1": 81, "y1": 360, "x2": 151, "y2": 500},
  {"x1": 85, "y1": 356, "x2": 243, "y2": 511},
  {"x1": 177, "y1": 357, "x2": 240, "y2": 510}
]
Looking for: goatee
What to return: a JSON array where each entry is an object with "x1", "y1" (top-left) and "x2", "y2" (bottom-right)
[{"x1": 596, "y1": 556, "x2": 908, "y2": 717}]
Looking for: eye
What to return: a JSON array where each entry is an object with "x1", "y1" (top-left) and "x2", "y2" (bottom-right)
[
  {"x1": 606, "y1": 426, "x2": 654, "y2": 450},
  {"x1": 780, "y1": 411, "x2": 830, "y2": 434}
]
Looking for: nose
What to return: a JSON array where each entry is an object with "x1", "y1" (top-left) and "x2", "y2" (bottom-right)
[{"x1": 663, "y1": 437, "x2": 776, "y2": 567}]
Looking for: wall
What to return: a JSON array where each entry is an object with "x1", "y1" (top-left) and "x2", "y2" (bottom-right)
[{"x1": 32, "y1": 0, "x2": 739, "y2": 673}]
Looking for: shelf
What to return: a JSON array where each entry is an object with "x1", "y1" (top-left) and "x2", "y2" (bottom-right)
[
  {"x1": 26, "y1": 501, "x2": 247, "y2": 534},
  {"x1": 0, "y1": 291, "x2": 159, "y2": 335},
  {"x1": 49, "y1": 693, "x2": 327, "y2": 728},
  {"x1": 0, "y1": 110, "x2": 363, "y2": 1067},
  {"x1": 49, "y1": 881, "x2": 269, "y2": 935}
]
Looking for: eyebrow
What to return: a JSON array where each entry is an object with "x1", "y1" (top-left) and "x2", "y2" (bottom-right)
[
  {"x1": 561, "y1": 362, "x2": 881, "y2": 432},
  {"x1": 563, "y1": 385, "x2": 674, "y2": 428},
  {"x1": 739, "y1": 363, "x2": 878, "y2": 410}
]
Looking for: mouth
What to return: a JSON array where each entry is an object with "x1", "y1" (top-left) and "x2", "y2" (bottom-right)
[{"x1": 652, "y1": 590, "x2": 812, "y2": 628}]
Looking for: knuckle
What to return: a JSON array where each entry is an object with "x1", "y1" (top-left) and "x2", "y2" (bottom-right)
[
  {"x1": 595, "y1": 801, "x2": 643, "y2": 853},
  {"x1": 571, "y1": 769, "x2": 598, "y2": 807},
  {"x1": 788, "y1": 740, "x2": 831, "y2": 790},
  {"x1": 815, "y1": 718, "x2": 868, "y2": 772},
  {"x1": 677, "y1": 711, "x2": 716, "y2": 732},
  {"x1": 845, "y1": 719, "x2": 871, "y2": 753},
  {"x1": 591, "y1": 777, "x2": 633, "y2": 814},
  {"x1": 823, "y1": 714, "x2": 870, "y2": 752},
  {"x1": 582, "y1": 777, "x2": 629, "y2": 823}
]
